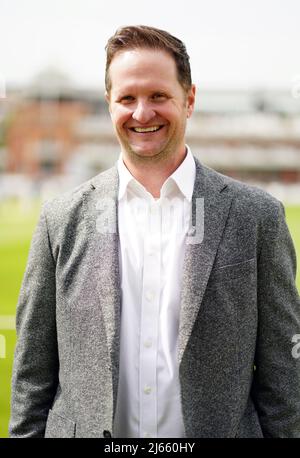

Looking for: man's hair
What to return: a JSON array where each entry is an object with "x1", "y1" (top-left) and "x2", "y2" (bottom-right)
[{"x1": 105, "y1": 25, "x2": 192, "y2": 93}]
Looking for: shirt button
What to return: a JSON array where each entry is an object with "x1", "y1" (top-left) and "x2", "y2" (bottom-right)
[
  {"x1": 144, "y1": 339, "x2": 152, "y2": 348},
  {"x1": 144, "y1": 386, "x2": 152, "y2": 395},
  {"x1": 145, "y1": 291, "x2": 154, "y2": 301}
]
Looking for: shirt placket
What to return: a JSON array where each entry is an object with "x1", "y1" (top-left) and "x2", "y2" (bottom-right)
[{"x1": 139, "y1": 200, "x2": 161, "y2": 439}]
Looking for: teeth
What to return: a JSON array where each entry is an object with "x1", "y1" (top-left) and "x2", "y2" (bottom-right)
[{"x1": 133, "y1": 126, "x2": 160, "y2": 133}]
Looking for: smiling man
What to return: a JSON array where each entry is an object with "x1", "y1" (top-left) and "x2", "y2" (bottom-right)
[
  {"x1": 9, "y1": 25, "x2": 300, "y2": 438},
  {"x1": 105, "y1": 45, "x2": 195, "y2": 197}
]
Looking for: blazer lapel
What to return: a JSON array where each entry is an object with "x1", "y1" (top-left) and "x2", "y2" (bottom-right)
[
  {"x1": 178, "y1": 159, "x2": 233, "y2": 366},
  {"x1": 85, "y1": 166, "x2": 121, "y2": 406}
]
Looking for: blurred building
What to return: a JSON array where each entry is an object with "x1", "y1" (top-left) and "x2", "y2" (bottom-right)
[
  {"x1": 5, "y1": 69, "x2": 107, "y2": 179},
  {"x1": 1, "y1": 69, "x2": 300, "y2": 201}
]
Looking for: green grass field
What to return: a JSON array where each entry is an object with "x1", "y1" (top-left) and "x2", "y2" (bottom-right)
[
  {"x1": 0, "y1": 200, "x2": 41, "y2": 437},
  {"x1": 0, "y1": 199, "x2": 299, "y2": 437}
]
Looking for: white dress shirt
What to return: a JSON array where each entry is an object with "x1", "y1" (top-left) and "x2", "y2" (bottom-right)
[{"x1": 113, "y1": 147, "x2": 196, "y2": 438}]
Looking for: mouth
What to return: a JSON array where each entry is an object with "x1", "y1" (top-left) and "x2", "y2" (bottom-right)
[{"x1": 129, "y1": 125, "x2": 164, "y2": 133}]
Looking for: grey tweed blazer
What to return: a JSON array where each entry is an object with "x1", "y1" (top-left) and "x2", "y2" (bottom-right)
[{"x1": 9, "y1": 157, "x2": 300, "y2": 438}]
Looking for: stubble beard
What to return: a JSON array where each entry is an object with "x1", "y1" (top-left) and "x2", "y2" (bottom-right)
[{"x1": 119, "y1": 120, "x2": 187, "y2": 168}]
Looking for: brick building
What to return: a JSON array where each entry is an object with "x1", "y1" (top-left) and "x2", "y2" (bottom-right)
[
  {"x1": 3, "y1": 72, "x2": 300, "y2": 187},
  {"x1": 5, "y1": 69, "x2": 105, "y2": 178}
]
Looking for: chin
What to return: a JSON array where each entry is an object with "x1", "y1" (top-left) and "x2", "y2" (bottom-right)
[
  {"x1": 133, "y1": 149, "x2": 159, "y2": 157},
  {"x1": 129, "y1": 143, "x2": 169, "y2": 158}
]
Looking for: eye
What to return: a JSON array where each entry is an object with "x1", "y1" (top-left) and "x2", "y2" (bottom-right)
[
  {"x1": 152, "y1": 93, "x2": 167, "y2": 101},
  {"x1": 120, "y1": 95, "x2": 135, "y2": 104}
]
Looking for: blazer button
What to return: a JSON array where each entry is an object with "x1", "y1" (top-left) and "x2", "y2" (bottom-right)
[{"x1": 103, "y1": 430, "x2": 112, "y2": 438}]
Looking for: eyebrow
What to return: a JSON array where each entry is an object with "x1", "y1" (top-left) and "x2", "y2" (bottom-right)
[{"x1": 115, "y1": 88, "x2": 171, "y2": 98}]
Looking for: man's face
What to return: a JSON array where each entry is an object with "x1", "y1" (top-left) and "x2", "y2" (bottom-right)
[{"x1": 106, "y1": 48, "x2": 195, "y2": 162}]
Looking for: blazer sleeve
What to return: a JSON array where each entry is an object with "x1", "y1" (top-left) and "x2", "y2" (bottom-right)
[
  {"x1": 9, "y1": 203, "x2": 58, "y2": 437},
  {"x1": 253, "y1": 200, "x2": 300, "y2": 437}
]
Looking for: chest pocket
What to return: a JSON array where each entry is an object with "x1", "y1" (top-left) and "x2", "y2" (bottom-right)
[{"x1": 208, "y1": 258, "x2": 256, "y2": 284}]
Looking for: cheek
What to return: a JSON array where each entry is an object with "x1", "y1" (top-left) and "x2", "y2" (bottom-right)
[
  {"x1": 157, "y1": 105, "x2": 183, "y2": 123},
  {"x1": 110, "y1": 106, "x2": 132, "y2": 128}
]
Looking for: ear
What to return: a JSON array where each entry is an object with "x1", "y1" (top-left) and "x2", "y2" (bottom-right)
[{"x1": 186, "y1": 84, "x2": 196, "y2": 118}]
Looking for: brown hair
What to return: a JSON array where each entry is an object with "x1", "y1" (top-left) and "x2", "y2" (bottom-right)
[{"x1": 105, "y1": 25, "x2": 192, "y2": 93}]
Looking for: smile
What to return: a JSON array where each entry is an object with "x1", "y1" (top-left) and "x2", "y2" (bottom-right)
[{"x1": 130, "y1": 125, "x2": 164, "y2": 133}]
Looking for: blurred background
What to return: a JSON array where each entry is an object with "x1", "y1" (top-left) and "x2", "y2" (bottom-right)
[{"x1": 1, "y1": 0, "x2": 300, "y2": 437}]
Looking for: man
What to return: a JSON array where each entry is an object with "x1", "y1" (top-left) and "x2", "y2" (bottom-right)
[{"x1": 9, "y1": 25, "x2": 300, "y2": 438}]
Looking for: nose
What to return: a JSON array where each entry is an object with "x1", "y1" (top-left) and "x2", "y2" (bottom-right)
[{"x1": 132, "y1": 100, "x2": 155, "y2": 124}]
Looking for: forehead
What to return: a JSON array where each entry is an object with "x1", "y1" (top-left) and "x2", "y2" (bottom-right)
[{"x1": 108, "y1": 48, "x2": 181, "y2": 93}]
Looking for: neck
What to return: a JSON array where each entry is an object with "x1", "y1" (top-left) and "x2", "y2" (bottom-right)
[{"x1": 122, "y1": 147, "x2": 187, "y2": 198}]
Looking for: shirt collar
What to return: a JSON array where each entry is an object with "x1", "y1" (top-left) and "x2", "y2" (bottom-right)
[
  {"x1": 117, "y1": 145, "x2": 196, "y2": 202},
  {"x1": 117, "y1": 156, "x2": 135, "y2": 201},
  {"x1": 163, "y1": 146, "x2": 195, "y2": 202}
]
